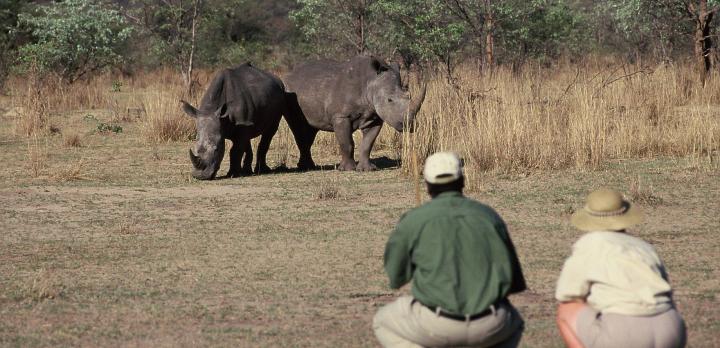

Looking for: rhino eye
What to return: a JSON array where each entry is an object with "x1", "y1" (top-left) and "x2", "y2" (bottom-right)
[{"x1": 388, "y1": 98, "x2": 393, "y2": 103}]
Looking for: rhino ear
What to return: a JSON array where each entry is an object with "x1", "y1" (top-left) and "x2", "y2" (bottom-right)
[
  {"x1": 371, "y1": 58, "x2": 389, "y2": 75},
  {"x1": 181, "y1": 100, "x2": 198, "y2": 118},
  {"x1": 215, "y1": 103, "x2": 229, "y2": 119}
]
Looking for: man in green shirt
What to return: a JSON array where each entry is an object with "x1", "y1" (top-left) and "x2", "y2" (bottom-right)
[{"x1": 373, "y1": 152, "x2": 526, "y2": 348}]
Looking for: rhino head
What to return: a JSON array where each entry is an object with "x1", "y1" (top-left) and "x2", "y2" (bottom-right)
[
  {"x1": 367, "y1": 62, "x2": 427, "y2": 132},
  {"x1": 181, "y1": 100, "x2": 227, "y2": 180}
]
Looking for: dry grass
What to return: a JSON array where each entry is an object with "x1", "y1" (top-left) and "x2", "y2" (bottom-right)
[
  {"x1": 50, "y1": 160, "x2": 87, "y2": 182},
  {"x1": 63, "y1": 132, "x2": 82, "y2": 147},
  {"x1": 13, "y1": 70, "x2": 50, "y2": 137},
  {"x1": 25, "y1": 135, "x2": 48, "y2": 177},
  {"x1": 314, "y1": 178, "x2": 341, "y2": 200},
  {"x1": 628, "y1": 175, "x2": 664, "y2": 206},
  {"x1": 24, "y1": 269, "x2": 66, "y2": 303},
  {"x1": 398, "y1": 59, "x2": 720, "y2": 189},
  {"x1": 140, "y1": 91, "x2": 196, "y2": 143}
]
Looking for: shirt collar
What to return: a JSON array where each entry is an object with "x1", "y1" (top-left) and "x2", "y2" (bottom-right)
[{"x1": 433, "y1": 191, "x2": 463, "y2": 199}]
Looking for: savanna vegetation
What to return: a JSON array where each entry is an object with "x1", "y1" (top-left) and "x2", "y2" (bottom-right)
[{"x1": 1, "y1": 0, "x2": 719, "y2": 347}]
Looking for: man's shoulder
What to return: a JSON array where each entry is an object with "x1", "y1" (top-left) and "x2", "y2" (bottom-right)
[
  {"x1": 574, "y1": 231, "x2": 653, "y2": 251},
  {"x1": 402, "y1": 195, "x2": 501, "y2": 223}
]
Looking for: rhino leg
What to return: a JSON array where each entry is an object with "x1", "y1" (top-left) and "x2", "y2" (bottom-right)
[
  {"x1": 296, "y1": 128, "x2": 318, "y2": 171},
  {"x1": 333, "y1": 115, "x2": 356, "y2": 171},
  {"x1": 357, "y1": 123, "x2": 382, "y2": 171},
  {"x1": 228, "y1": 139, "x2": 252, "y2": 177},
  {"x1": 241, "y1": 140, "x2": 253, "y2": 174},
  {"x1": 254, "y1": 117, "x2": 281, "y2": 175},
  {"x1": 283, "y1": 93, "x2": 317, "y2": 170}
]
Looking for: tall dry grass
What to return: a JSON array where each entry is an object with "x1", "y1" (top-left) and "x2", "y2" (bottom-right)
[
  {"x1": 399, "y1": 59, "x2": 720, "y2": 187},
  {"x1": 138, "y1": 69, "x2": 196, "y2": 143},
  {"x1": 7, "y1": 67, "x2": 198, "y2": 143},
  {"x1": 7, "y1": 59, "x2": 718, "y2": 184}
]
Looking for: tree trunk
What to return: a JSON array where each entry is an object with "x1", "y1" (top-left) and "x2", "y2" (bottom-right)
[
  {"x1": 484, "y1": 0, "x2": 494, "y2": 68},
  {"x1": 689, "y1": 0, "x2": 716, "y2": 86},
  {"x1": 186, "y1": 0, "x2": 201, "y2": 96}
]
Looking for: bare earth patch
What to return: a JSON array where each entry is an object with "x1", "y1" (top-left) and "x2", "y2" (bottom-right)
[{"x1": 0, "y1": 106, "x2": 718, "y2": 347}]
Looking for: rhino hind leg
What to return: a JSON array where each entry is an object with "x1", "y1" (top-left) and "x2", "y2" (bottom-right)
[
  {"x1": 241, "y1": 141, "x2": 253, "y2": 174},
  {"x1": 282, "y1": 94, "x2": 317, "y2": 171},
  {"x1": 228, "y1": 139, "x2": 253, "y2": 177},
  {"x1": 296, "y1": 128, "x2": 318, "y2": 171}
]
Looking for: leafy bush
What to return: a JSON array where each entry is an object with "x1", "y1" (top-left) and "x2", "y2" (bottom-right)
[
  {"x1": 0, "y1": 0, "x2": 26, "y2": 90},
  {"x1": 17, "y1": 0, "x2": 133, "y2": 83},
  {"x1": 96, "y1": 122, "x2": 123, "y2": 134}
]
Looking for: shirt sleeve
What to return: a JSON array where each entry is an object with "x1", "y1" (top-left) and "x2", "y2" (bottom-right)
[
  {"x1": 383, "y1": 216, "x2": 414, "y2": 289},
  {"x1": 555, "y1": 241, "x2": 593, "y2": 302},
  {"x1": 496, "y1": 221, "x2": 527, "y2": 294}
]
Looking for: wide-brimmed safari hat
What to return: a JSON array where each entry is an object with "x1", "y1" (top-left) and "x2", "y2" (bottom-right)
[
  {"x1": 571, "y1": 188, "x2": 644, "y2": 231},
  {"x1": 423, "y1": 152, "x2": 464, "y2": 184}
]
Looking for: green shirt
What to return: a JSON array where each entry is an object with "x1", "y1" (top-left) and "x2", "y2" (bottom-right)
[{"x1": 384, "y1": 191, "x2": 527, "y2": 315}]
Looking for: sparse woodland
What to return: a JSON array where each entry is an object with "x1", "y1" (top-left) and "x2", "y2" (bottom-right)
[{"x1": 0, "y1": 1, "x2": 719, "y2": 347}]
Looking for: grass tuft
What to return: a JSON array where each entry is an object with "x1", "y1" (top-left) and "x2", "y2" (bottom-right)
[
  {"x1": 628, "y1": 176, "x2": 664, "y2": 206},
  {"x1": 26, "y1": 269, "x2": 65, "y2": 303},
  {"x1": 25, "y1": 135, "x2": 48, "y2": 177},
  {"x1": 63, "y1": 132, "x2": 82, "y2": 147},
  {"x1": 51, "y1": 160, "x2": 87, "y2": 182},
  {"x1": 315, "y1": 185, "x2": 340, "y2": 200}
]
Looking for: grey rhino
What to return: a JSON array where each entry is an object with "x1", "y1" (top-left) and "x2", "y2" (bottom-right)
[
  {"x1": 283, "y1": 55, "x2": 426, "y2": 171},
  {"x1": 181, "y1": 63, "x2": 286, "y2": 180}
]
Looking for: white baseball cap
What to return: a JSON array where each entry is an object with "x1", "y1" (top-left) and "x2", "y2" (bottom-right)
[{"x1": 423, "y1": 151, "x2": 464, "y2": 184}]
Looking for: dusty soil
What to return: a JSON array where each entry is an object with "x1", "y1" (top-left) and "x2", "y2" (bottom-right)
[{"x1": 1, "y1": 106, "x2": 718, "y2": 347}]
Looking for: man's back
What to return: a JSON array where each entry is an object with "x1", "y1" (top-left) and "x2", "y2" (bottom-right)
[{"x1": 384, "y1": 191, "x2": 526, "y2": 315}]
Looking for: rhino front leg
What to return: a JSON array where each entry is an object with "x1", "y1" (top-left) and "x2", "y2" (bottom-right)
[
  {"x1": 333, "y1": 115, "x2": 356, "y2": 171},
  {"x1": 228, "y1": 139, "x2": 252, "y2": 177},
  {"x1": 357, "y1": 123, "x2": 382, "y2": 171}
]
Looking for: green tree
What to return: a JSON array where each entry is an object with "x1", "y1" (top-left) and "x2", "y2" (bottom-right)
[
  {"x1": 17, "y1": 0, "x2": 133, "y2": 84},
  {"x1": 600, "y1": 0, "x2": 720, "y2": 84},
  {"x1": 375, "y1": 0, "x2": 467, "y2": 76},
  {"x1": 497, "y1": 0, "x2": 586, "y2": 63},
  {"x1": 290, "y1": 0, "x2": 378, "y2": 57},
  {"x1": 126, "y1": 0, "x2": 206, "y2": 93},
  {"x1": 0, "y1": 0, "x2": 26, "y2": 89}
]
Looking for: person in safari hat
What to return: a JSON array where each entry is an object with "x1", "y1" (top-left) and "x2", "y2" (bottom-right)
[
  {"x1": 555, "y1": 188, "x2": 687, "y2": 348},
  {"x1": 373, "y1": 151, "x2": 527, "y2": 348}
]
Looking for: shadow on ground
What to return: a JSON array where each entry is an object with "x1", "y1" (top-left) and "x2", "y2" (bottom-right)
[{"x1": 213, "y1": 156, "x2": 401, "y2": 180}]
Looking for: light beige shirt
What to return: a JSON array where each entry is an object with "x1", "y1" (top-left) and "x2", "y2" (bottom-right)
[{"x1": 555, "y1": 231, "x2": 674, "y2": 316}]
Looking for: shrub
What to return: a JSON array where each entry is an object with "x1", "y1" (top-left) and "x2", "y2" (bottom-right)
[{"x1": 17, "y1": 0, "x2": 133, "y2": 84}]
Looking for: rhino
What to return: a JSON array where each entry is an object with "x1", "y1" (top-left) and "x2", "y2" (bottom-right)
[
  {"x1": 283, "y1": 55, "x2": 427, "y2": 171},
  {"x1": 181, "y1": 63, "x2": 286, "y2": 180}
]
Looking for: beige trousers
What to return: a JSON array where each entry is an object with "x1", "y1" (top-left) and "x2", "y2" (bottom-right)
[
  {"x1": 373, "y1": 296, "x2": 524, "y2": 348},
  {"x1": 576, "y1": 307, "x2": 687, "y2": 348}
]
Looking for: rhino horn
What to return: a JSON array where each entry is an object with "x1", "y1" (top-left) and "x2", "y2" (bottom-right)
[
  {"x1": 408, "y1": 81, "x2": 427, "y2": 119},
  {"x1": 189, "y1": 149, "x2": 205, "y2": 169}
]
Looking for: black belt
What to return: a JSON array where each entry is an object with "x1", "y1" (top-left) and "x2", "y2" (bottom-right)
[{"x1": 414, "y1": 298, "x2": 508, "y2": 322}]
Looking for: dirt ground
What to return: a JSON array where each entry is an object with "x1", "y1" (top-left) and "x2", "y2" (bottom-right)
[{"x1": 1, "y1": 107, "x2": 718, "y2": 347}]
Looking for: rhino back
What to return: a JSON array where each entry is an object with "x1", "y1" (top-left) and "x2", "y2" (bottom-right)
[
  {"x1": 199, "y1": 63, "x2": 285, "y2": 128},
  {"x1": 284, "y1": 58, "x2": 377, "y2": 130}
]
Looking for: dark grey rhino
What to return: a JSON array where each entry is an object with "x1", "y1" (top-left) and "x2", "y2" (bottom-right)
[
  {"x1": 181, "y1": 63, "x2": 286, "y2": 180},
  {"x1": 283, "y1": 55, "x2": 426, "y2": 171}
]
